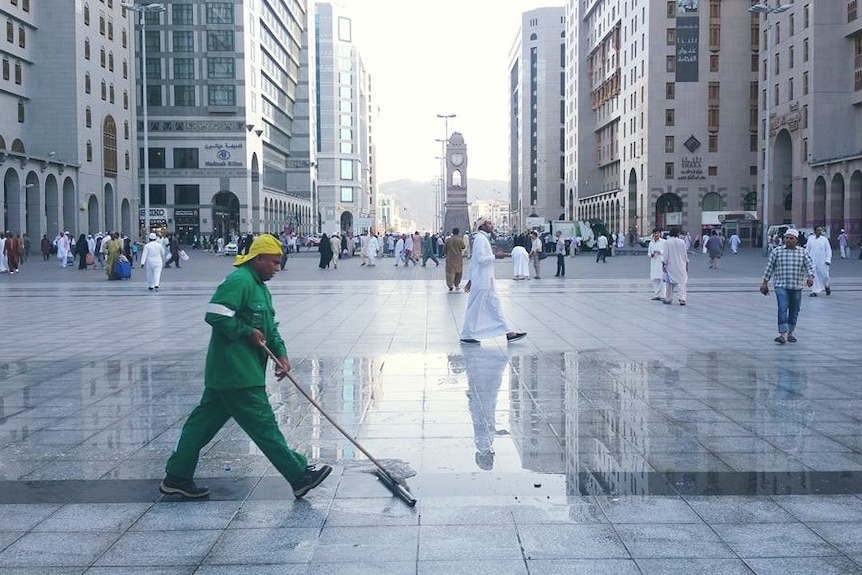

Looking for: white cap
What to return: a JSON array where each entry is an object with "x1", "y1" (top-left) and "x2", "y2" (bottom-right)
[
  {"x1": 149, "y1": 233, "x2": 157, "y2": 240},
  {"x1": 784, "y1": 229, "x2": 799, "y2": 238}
]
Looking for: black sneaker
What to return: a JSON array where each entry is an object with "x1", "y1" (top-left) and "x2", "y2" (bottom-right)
[
  {"x1": 292, "y1": 464, "x2": 332, "y2": 499},
  {"x1": 459, "y1": 338, "x2": 481, "y2": 344},
  {"x1": 159, "y1": 474, "x2": 210, "y2": 498},
  {"x1": 506, "y1": 332, "x2": 527, "y2": 343},
  {"x1": 825, "y1": 285, "x2": 832, "y2": 296}
]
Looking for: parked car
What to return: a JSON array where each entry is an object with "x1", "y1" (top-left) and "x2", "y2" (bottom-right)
[{"x1": 224, "y1": 241, "x2": 238, "y2": 256}]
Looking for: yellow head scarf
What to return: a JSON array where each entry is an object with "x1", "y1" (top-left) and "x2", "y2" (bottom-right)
[{"x1": 233, "y1": 234, "x2": 283, "y2": 266}]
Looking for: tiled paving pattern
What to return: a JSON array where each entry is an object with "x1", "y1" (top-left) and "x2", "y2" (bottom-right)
[{"x1": 1, "y1": 248, "x2": 862, "y2": 573}]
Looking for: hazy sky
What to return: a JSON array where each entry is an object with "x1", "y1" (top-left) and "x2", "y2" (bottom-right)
[{"x1": 334, "y1": 0, "x2": 563, "y2": 184}]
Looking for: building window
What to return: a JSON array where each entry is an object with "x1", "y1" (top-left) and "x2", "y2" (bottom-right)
[
  {"x1": 708, "y1": 166, "x2": 718, "y2": 177},
  {"x1": 84, "y1": 4, "x2": 90, "y2": 25},
  {"x1": 172, "y1": 31, "x2": 193, "y2": 52},
  {"x1": 666, "y1": 55, "x2": 675, "y2": 73},
  {"x1": 146, "y1": 85, "x2": 162, "y2": 106},
  {"x1": 123, "y1": 90, "x2": 128, "y2": 109},
  {"x1": 708, "y1": 133, "x2": 718, "y2": 152},
  {"x1": 174, "y1": 85, "x2": 195, "y2": 106},
  {"x1": 206, "y1": 3, "x2": 234, "y2": 24},
  {"x1": 208, "y1": 58, "x2": 235, "y2": 79},
  {"x1": 803, "y1": 38, "x2": 809, "y2": 62},
  {"x1": 144, "y1": 147, "x2": 166, "y2": 169},
  {"x1": 175, "y1": 184, "x2": 200, "y2": 204},
  {"x1": 750, "y1": 133, "x2": 758, "y2": 152},
  {"x1": 802, "y1": 138, "x2": 808, "y2": 161},
  {"x1": 789, "y1": 45, "x2": 794, "y2": 68},
  {"x1": 665, "y1": 109, "x2": 675, "y2": 126},
  {"x1": 174, "y1": 58, "x2": 194, "y2": 79},
  {"x1": 804, "y1": 4, "x2": 810, "y2": 28},
  {"x1": 665, "y1": 136, "x2": 674, "y2": 153},
  {"x1": 109, "y1": 83, "x2": 115, "y2": 103},
  {"x1": 14, "y1": 61, "x2": 21, "y2": 84},
  {"x1": 173, "y1": 148, "x2": 199, "y2": 169},
  {"x1": 708, "y1": 108, "x2": 719, "y2": 130},
  {"x1": 122, "y1": 29, "x2": 127, "y2": 49},
  {"x1": 666, "y1": 82, "x2": 675, "y2": 99},
  {"x1": 788, "y1": 77, "x2": 794, "y2": 100},
  {"x1": 124, "y1": 120, "x2": 129, "y2": 139},
  {"x1": 666, "y1": 28, "x2": 676, "y2": 46},
  {"x1": 665, "y1": 162, "x2": 675, "y2": 179},
  {"x1": 101, "y1": 80, "x2": 107, "y2": 100},
  {"x1": 340, "y1": 186, "x2": 354, "y2": 202},
  {"x1": 125, "y1": 151, "x2": 130, "y2": 170},
  {"x1": 708, "y1": 81, "x2": 720, "y2": 104},
  {"x1": 803, "y1": 71, "x2": 809, "y2": 95},
  {"x1": 100, "y1": 47, "x2": 106, "y2": 68},
  {"x1": 208, "y1": 85, "x2": 235, "y2": 106},
  {"x1": 17, "y1": 99, "x2": 24, "y2": 122},
  {"x1": 1, "y1": 58, "x2": 8, "y2": 80},
  {"x1": 107, "y1": 20, "x2": 113, "y2": 40},
  {"x1": 702, "y1": 192, "x2": 722, "y2": 210},
  {"x1": 667, "y1": 1, "x2": 676, "y2": 18},
  {"x1": 85, "y1": 72, "x2": 91, "y2": 93},
  {"x1": 207, "y1": 30, "x2": 234, "y2": 52},
  {"x1": 710, "y1": 53, "x2": 719, "y2": 72},
  {"x1": 108, "y1": 52, "x2": 114, "y2": 71},
  {"x1": 103, "y1": 116, "x2": 118, "y2": 176},
  {"x1": 802, "y1": 104, "x2": 809, "y2": 128},
  {"x1": 99, "y1": 15, "x2": 105, "y2": 35},
  {"x1": 87, "y1": 140, "x2": 93, "y2": 162},
  {"x1": 123, "y1": 59, "x2": 128, "y2": 79},
  {"x1": 172, "y1": 3, "x2": 193, "y2": 25},
  {"x1": 774, "y1": 84, "x2": 779, "y2": 106},
  {"x1": 84, "y1": 39, "x2": 91, "y2": 60},
  {"x1": 146, "y1": 58, "x2": 160, "y2": 80},
  {"x1": 340, "y1": 159, "x2": 353, "y2": 180}
]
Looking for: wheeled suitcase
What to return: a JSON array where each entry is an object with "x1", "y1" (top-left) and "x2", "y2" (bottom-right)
[{"x1": 114, "y1": 259, "x2": 132, "y2": 280}]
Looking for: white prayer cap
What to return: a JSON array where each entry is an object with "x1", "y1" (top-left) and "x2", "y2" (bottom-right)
[
  {"x1": 784, "y1": 229, "x2": 799, "y2": 238},
  {"x1": 474, "y1": 216, "x2": 492, "y2": 230},
  {"x1": 149, "y1": 232, "x2": 157, "y2": 240}
]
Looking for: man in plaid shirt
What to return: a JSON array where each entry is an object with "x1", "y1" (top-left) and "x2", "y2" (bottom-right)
[{"x1": 760, "y1": 229, "x2": 815, "y2": 344}]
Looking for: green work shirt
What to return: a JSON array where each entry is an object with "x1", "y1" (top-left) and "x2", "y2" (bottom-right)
[{"x1": 204, "y1": 263, "x2": 287, "y2": 389}]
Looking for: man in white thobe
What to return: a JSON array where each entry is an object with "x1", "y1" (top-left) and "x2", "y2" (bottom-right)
[
  {"x1": 394, "y1": 235, "x2": 405, "y2": 267},
  {"x1": 647, "y1": 229, "x2": 666, "y2": 300},
  {"x1": 805, "y1": 226, "x2": 832, "y2": 296},
  {"x1": 0, "y1": 233, "x2": 7, "y2": 273},
  {"x1": 729, "y1": 233, "x2": 741, "y2": 255},
  {"x1": 55, "y1": 232, "x2": 71, "y2": 268},
  {"x1": 460, "y1": 217, "x2": 526, "y2": 345},
  {"x1": 140, "y1": 232, "x2": 166, "y2": 290},
  {"x1": 365, "y1": 231, "x2": 380, "y2": 267},
  {"x1": 662, "y1": 228, "x2": 689, "y2": 305},
  {"x1": 359, "y1": 232, "x2": 370, "y2": 266}
]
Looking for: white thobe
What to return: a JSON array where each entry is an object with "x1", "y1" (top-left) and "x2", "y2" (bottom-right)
[
  {"x1": 729, "y1": 235, "x2": 741, "y2": 254},
  {"x1": 461, "y1": 231, "x2": 511, "y2": 340},
  {"x1": 140, "y1": 240, "x2": 166, "y2": 289},
  {"x1": 365, "y1": 236, "x2": 380, "y2": 266},
  {"x1": 0, "y1": 237, "x2": 7, "y2": 272},
  {"x1": 511, "y1": 245, "x2": 529, "y2": 278},
  {"x1": 806, "y1": 234, "x2": 832, "y2": 294},
  {"x1": 394, "y1": 238, "x2": 404, "y2": 266},
  {"x1": 648, "y1": 238, "x2": 666, "y2": 298},
  {"x1": 662, "y1": 237, "x2": 689, "y2": 302},
  {"x1": 56, "y1": 235, "x2": 70, "y2": 267}
]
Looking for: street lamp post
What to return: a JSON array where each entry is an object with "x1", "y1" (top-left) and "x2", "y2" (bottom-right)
[
  {"x1": 749, "y1": 2, "x2": 790, "y2": 254},
  {"x1": 123, "y1": 2, "x2": 165, "y2": 239}
]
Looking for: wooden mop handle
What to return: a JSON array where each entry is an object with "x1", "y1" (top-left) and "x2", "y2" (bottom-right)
[{"x1": 261, "y1": 344, "x2": 391, "y2": 474}]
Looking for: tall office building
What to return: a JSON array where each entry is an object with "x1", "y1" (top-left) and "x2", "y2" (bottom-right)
[
  {"x1": 1, "y1": 1, "x2": 135, "y2": 240},
  {"x1": 755, "y1": 2, "x2": 862, "y2": 243},
  {"x1": 566, "y1": 0, "x2": 759, "y2": 240},
  {"x1": 314, "y1": 2, "x2": 377, "y2": 236},
  {"x1": 509, "y1": 7, "x2": 566, "y2": 233},
  {"x1": 132, "y1": 0, "x2": 314, "y2": 242}
]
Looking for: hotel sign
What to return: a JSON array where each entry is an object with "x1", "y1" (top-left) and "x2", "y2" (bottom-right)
[
  {"x1": 204, "y1": 142, "x2": 244, "y2": 168},
  {"x1": 676, "y1": 0, "x2": 699, "y2": 83}
]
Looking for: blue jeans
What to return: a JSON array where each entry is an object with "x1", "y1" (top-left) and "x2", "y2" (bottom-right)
[{"x1": 774, "y1": 287, "x2": 802, "y2": 334}]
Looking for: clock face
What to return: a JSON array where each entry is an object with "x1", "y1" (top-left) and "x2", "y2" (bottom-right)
[{"x1": 450, "y1": 153, "x2": 464, "y2": 167}]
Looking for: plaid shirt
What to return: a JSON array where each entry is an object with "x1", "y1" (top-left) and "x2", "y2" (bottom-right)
[{"x1": 762, "y1": 245, "x2": 815, "y2": 290}]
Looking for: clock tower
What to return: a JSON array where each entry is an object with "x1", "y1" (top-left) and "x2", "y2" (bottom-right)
[{"x1": 444, "y1": 132, "x2": 470, "y2": 234}]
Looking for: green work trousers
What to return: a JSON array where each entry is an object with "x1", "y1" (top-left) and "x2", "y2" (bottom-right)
[{"x1": 166, "y1": 386, "x2": 307, "y2": 484}]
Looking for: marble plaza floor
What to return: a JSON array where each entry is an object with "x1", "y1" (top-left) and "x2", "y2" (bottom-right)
[{"x1": 1, "y1": 247, "x2": 862, "y2": 574}]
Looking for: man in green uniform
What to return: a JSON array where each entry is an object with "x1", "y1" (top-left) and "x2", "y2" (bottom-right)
[{"x1": 160, "y1": 234, "x2": 332, "y2": 499}]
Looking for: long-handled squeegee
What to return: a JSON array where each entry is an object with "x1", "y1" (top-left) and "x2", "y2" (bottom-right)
[{"x1": 262, "y1": 345, "x2": 417, "y2": 507}]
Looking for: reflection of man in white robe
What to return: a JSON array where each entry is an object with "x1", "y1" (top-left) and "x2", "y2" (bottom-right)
[
  {"x1": 365, "y1": 233, "x2": 380, "y2": 267},
  {"x1": 806, "y1": 226, "x2": 831, "y2": 296},
  {"x1": 461, "y1": 218, "x2": 525, "y2": 343},
  {"x1": 0, "y1": 235, "x2": 7, "y2": 272},
  {"x1": 662, "y1": 229, "x2": 689, "y2": 305},
  {"x1": 463, "y1": 345, "x2": 508, "y2": 471}
]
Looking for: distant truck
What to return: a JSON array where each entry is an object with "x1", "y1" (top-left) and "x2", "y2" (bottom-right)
[{"x1": 545, "y1": 219, "x2": 608, "y2": 250}]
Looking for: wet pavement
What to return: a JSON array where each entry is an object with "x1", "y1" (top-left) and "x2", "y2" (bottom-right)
[{"x1": 2, "y1": 248, "x2": 862, "y2": 573}]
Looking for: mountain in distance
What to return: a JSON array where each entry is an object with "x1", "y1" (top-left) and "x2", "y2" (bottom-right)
[{"x1": 379, "y1": 178, "x2": 508, "y2": 231}]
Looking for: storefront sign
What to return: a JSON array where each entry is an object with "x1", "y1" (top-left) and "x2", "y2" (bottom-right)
[
  {"x1": 204, "y1": 142, "x2": 244, "y2": 168},
  {"x1": 679, "y1": 156, "x2": 706, "y2": 180}
]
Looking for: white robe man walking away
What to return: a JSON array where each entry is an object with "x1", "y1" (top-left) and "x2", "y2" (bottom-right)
[
  {"x1": 141, "y1": 232, "x2": 166, "y2": 291},
  {"x1": 662, "y1": 228, "x2": 689, "y2": 305},
  {"x1": 647, "y1": 229, "x2": 666, "y2": 300},
  {"x1": 805, "y1": 225, "x2": 831, "y2": 296},
  {"x1": 460, "y1": 217, "x2": 526, "y2": 345},
  {"x1": 365, "y1": 232, "x2": 380, "y2": 267}
]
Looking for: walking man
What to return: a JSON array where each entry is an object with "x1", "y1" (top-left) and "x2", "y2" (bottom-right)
[
  {"x1": 460, "y1": 217, "x2": 526, "y2": 345},
  {"x1": 444, "y1": 227, "x2": 466, "y2": 291},
  {"x1": 595, "y1": 233, "x2": 608, "y2": 263},
  {"x1": 553, "y1": 230, "x2": 566, "y2": 277},
  {"x1": 647, "y1": 228, "x2": 666, "y2": 300},
  {"x1": 662, "y1": 228, "x2": 689, "y2": 305},
  {"x1": 161, "y1": 234, "x2": 331, "y2": 499},
  {"x1": 805, "y1": 226, "x2": 832, "y2": 296},
  {"x1": 838, "y1": 229, "x2": 849, "y2": 259},
  {"x1": 140, "y1": 232, "x2": 166, "y2": 291},
  {"x1": 421, "y1": 232, "x2": 439, "y2": 266},
  {"x1": 760, "y1": 228, "x2": 815, "y2": 344},
  {"x1": 706, "y1": 230, "x2": 722, "y2": 269}
]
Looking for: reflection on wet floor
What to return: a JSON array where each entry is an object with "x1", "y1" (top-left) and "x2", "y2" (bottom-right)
[{"x1": 2, "y1": 348, "x2": 862, "y2": 501}]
